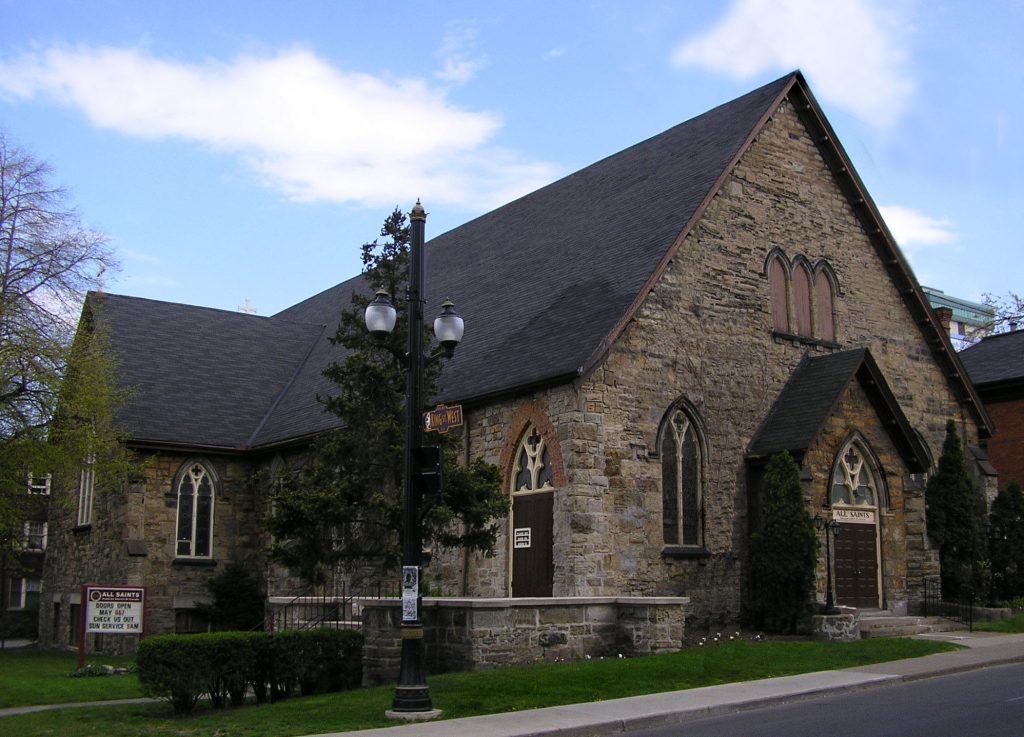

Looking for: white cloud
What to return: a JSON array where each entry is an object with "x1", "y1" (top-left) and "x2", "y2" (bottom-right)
[
  {"x1": 670, "y1": 0, "x2": 914, "y2": 127},
  {"x1": 434, "y1": 21, "x2": 487, "y2": 85},
  {"x1": 879, "y1": 204, "x2": 956, "y2": 250},
  {"x1": 0, "y1": 45, "x2": 557, "y2": 210}
]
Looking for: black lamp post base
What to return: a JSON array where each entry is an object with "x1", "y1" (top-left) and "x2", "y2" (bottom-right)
[{"x1": 386, "y1": 686, "x2": 442, "y2": 721}]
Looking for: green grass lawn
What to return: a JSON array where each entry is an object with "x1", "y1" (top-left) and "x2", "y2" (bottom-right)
[
  {"x1": 974, "y1": 612, "x2": 1024, "y2": 633},
  {"x1": 0, "y1": 638, "x2": 960, "y2": 737},
  {"x1": 0, "y1": 650, "x2": 142, "y2": 708}
]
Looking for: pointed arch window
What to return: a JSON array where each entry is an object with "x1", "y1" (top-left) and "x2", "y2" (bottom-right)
[
  {"x1": 512, "y1": 427, "x2": 554, "y2": 493},
  {"x1": 660, "y1": 406, "x2": 704, "y2": 546},
  {"x1": 830, "y1": 440, "x2": 880, "y2": 507},
  {"x1": 814, "y1": 264, "x2": 836, "y2": 342},
  {"x1": 792, "y1": 261, "x2": 813, "y2": 337},
  {"x1": 175, "y1": 461, "x2": 215, "y2": 558},
  {"x1": 768, "y1": 255, "x2": 789, "y2": 333}
]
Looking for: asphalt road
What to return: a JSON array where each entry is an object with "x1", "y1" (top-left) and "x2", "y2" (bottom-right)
[{"x1": 622, "y1": 662, "x2": 1024, "y2": 737}]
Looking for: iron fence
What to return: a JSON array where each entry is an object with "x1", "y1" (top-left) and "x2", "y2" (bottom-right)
[
  {"x1": 921, "y1": 579, "x2": 974, "y2": 631},
  {"x1": 264, "y1": 579, "x2": 397, "y2": 633}
]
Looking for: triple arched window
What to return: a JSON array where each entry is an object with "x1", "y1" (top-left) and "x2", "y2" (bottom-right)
[
  {"x1": 767, "y1": 251, "x2": 838, "y2": 343},
  {"x1": 174, "y1": 461, "x2": 216, "y2": 558},
  {"x1": 659, "y1": 404, "x2": 705, "y2": 547}
]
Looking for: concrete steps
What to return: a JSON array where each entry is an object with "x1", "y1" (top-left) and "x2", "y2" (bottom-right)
[{"x1": 858, "y1": 613, "x2": 967, "y2": 638}]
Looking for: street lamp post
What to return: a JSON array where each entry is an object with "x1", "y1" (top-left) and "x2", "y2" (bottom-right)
[
  {"x1": 364, "y1": 200, "x2": 463, "y2": 720},
  {"x1": 814, "y1": 513, "x2": 841, "y2": 615}
]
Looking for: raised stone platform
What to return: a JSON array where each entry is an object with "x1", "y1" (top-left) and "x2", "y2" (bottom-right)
[{"x1": 361, "y1": 596, "x2": 689, "y2": 686}]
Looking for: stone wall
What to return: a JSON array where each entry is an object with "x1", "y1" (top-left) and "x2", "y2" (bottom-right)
[
  {"x1": 40, "y1": 450, "x2": 267, "y2": 653},
  {"x1": 361, "y1": 596, "x2": 688, "y2": 686}
]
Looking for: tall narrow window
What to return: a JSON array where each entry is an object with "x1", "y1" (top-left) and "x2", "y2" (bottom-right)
[
  {"x1": 768, "y1": 256, "x2": 789, "y2": 332},
  {"x1": 814, "y1": 268, "x2": 836, "y2": 342},
  {"x1": 77, "y1": 460, "x2": 95, "y2": 527},
  {"x1": 175, "y1": 462, "x2": 215, "y2": 558},
  {"x1": 512, "y1": 427, "x2": 554, "y2": 492},
  {"x1": 793, "y1": 262, "x2": 812, "y2": 337},
  {"x1": 660, "y1": 406, "x2": 703, "y2": 546}
]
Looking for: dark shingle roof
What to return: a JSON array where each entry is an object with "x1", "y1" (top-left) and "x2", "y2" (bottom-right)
[
  {"x1": 748, "y1": 349, "x2": 930, "y2": 472},
  {"x1": 91, "y1": 71, "x2": 987, "y2": 451},
  {"x1": 959, "y1": 330, "x2": 1024, "y2": 387},
  {"x1": 92, "y1": 293, "x2": 324, "y2": 449}
]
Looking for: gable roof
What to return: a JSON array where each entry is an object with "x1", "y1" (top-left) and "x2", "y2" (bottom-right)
[
  {"x1": 747, "y1": 348, "x2": 931, "y2": 473},
  {"x1": 90, "y1": 293, "x2": 325, "y2": 451},
  {"x1": 93, "y1": 71, "x2": 991, "y2": 451},
  {"x1": 959, "y1": 330, "x2": 1024, "y2": 388}
]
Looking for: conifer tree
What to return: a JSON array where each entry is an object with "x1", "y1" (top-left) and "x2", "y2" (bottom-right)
[
  {"x1": 926, "y1": 419, "x2": 985, "y2": 600},
  {"x1": 748, "y1": 451, "x2": 818, "y2": 633},
  {"x1": 266, "y1": 208, "x2": 507, "y2": 586},
  {"x1": 988, "y1": 481, "x2": 1024, "y2": 602}
]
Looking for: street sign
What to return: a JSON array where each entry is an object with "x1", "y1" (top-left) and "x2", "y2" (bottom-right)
[{"x1": 423, "y1": 404, "x2": 463, "y2": 434}]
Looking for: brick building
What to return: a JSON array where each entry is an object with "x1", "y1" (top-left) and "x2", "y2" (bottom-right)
[
  {"x1": 41, "y1": 72, "x2": 994, "y2": 654},
  {"x1": 960, "y1": 330, "x2": 1024, "y2": 490}
]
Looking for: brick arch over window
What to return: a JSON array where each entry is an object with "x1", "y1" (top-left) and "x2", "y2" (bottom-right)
[
  {"x1": 655, "y1": 398, "x2": 708, "y2": 548},
  {"x1": 499, "y1": 401, "x2": 566, "y2": 489},
  {"x1": 172, "y1": 459, "x2": 219, "y2": 558}
]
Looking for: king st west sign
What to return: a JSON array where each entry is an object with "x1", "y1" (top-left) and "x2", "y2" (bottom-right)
[{"x1": 423, "y1": 404, "x2": 464, "y2": 434}]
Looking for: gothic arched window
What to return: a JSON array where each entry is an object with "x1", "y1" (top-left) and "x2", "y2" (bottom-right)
[
  {"x1": 768, "y1": 255, "x2": 790, "y2": 333},
  {"x1": 660, "y1": 406, "x2": 704, "y2": 546},
  {"x1": 830, "y1": 440, "x2": 880, "y2": 508},
  {"x1": 175, "y1": 461, "x2": 216, "y2": 558},
  {"x1": 511, "y1": 426, "x2": 555, "y2": 493},
  {"x1": 792, "y1": 261, "x2": 813, "y2": 337},
  {"x1": 814, "y1": 263, "x2": 837, "y2": 342}
]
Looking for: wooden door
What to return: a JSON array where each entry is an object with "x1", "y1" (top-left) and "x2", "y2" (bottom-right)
[
  {"x1": 834, "y1": 522, "x2": 879, "y2": 608},
  {"x1": 511, "y1": 491, "x2": 553, "y2": 597}
]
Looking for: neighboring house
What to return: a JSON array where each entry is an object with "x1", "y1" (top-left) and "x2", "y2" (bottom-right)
[
  {"x1": 2, "y1": 473, "x2": 49, "y2": 640},
  {"x1": 960, "y1": 329, "x2": 1024, "y2": 489},
  {"x1": 42, "y1": 71, "x2": 994, "y2": 654}
]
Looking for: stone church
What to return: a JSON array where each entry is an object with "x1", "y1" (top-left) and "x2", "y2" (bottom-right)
[{"x1": 41, "y1": 72, "x2": 993, "y2": 653}]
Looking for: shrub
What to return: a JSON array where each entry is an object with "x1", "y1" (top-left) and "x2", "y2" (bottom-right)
[
  {"x1": 137, "y1": 628, "x2": 363, "y2": 713},
  {"x1": 748, "y1": 451, "x2": 818, "y2": 633},
  {"x1": 137, "y1": 635, "x2": 210, "y2": 714},
  {"x1": 197, "y1": 560, "x2": 266, "y2": 631}
]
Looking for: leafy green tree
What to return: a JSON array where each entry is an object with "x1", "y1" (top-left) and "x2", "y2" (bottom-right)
[
  {"x1": 267, "y1": 208, "x2": 507, "y2": 586},
  {"x1": 988, "y1": 481, "x2": 1024, "y2": 602},
  {"x1": 0, "y1": 134, "x2": 131, "y2": 557},
  {"x1": 926, "y1": 419, "x2": 986, "y2": 600},
  {"x1": 748, "y1": 451, "x2": 818, "y2": 633}
]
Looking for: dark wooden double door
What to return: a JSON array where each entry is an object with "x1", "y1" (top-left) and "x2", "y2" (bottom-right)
[{"x1": 834, "y1": 522, "x2": 880, "y2": 608}]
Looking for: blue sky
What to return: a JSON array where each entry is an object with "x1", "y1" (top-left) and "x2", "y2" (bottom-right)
[{"x1": 0, "y1": 0, "x2": 1021, "y2": 316}]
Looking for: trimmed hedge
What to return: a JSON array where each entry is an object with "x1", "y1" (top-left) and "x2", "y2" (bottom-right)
[{"x1": 137, "y1": 628, "x2": 363, "y2": 714}]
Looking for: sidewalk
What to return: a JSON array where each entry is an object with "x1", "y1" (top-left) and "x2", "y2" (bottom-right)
[{"x1": 307, "y1": 631, "x2": 1024, "y2": 737}]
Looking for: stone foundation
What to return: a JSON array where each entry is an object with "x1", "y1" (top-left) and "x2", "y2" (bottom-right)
[{"x1": 362, "y1": 596, "x2": 688, "y2": 686}]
